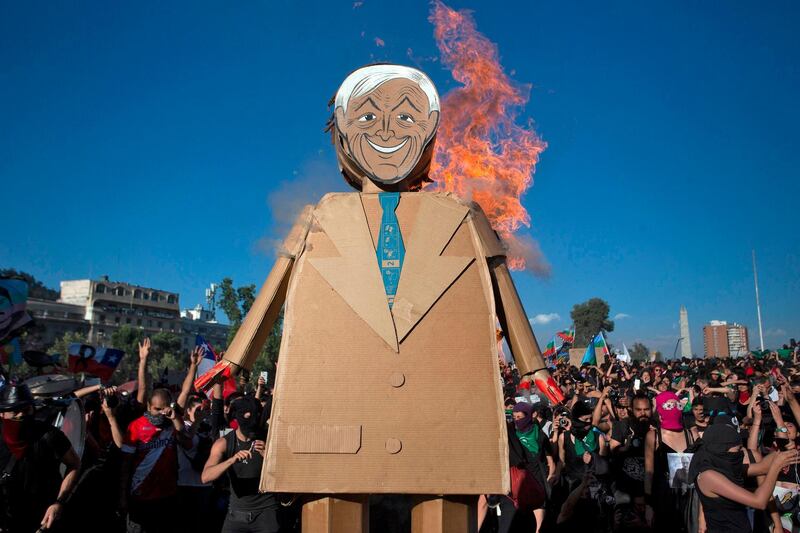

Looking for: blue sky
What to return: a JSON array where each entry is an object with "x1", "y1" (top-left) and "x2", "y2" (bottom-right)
[{"x1": 2, "y1": 1, "x2": 798, "y2": 356}]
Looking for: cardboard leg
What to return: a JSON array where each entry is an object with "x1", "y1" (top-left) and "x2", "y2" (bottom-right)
[
  {"x1": 302, "y1": 495, "x2": 369, "y2": 533},
  {"x1": 411, "y1": 495, "x2": 478, "y2": 533}
]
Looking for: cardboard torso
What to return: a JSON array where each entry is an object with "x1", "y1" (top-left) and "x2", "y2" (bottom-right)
[{"x1": 261, "y1": 191, "x2": 510, "y2": 494}]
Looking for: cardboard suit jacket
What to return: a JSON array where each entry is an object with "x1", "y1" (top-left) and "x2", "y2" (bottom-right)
[{"x1": 261, "y1": 191, "x2": 510, "y2": 494}]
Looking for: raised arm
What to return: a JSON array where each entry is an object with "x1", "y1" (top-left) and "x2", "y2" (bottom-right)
[
  {"x1": 177, "y1": 346, "x2": 202, "y2": 408},
  {"x1": 748, "y1": 404, "x2": 763, "y2": 452},
  {"x1": 136, "y1": 337, "x2": 150, "y2": 405},
  {"x1": 698, "y1": 451, "x2": 798, "y2": 510}
]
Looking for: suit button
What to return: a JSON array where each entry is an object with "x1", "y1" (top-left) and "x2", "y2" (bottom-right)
[
  {"x1": 389, "y1": 372, "x2": 405, "y2": 387},
  {"x1": 385, "y1": 438, "x2": 402, "y2": 454}
]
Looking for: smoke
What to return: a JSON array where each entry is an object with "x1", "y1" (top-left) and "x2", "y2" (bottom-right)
[{"x1": 254, "y1": 158, "x2": 342, "y2": 256}]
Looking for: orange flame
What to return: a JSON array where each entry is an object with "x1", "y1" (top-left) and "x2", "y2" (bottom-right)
[{"x1": 427, "y1": 1, "x2": 549, "y2": 275}]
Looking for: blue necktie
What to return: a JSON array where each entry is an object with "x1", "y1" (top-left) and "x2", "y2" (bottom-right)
[{"x1": 376, "y1": 192, "x2": 405, "y2": 308}]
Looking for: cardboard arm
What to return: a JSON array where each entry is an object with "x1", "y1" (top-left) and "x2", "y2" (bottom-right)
[
  {"x1": 223, "y1": 255, "x2": 294, "y2": 371},
  {"x1": 491, "y1": 261, "x2": 564, "y2": 404},
  {"x1": 195, "y1": 206, "x2": 313, "y2": 391}
]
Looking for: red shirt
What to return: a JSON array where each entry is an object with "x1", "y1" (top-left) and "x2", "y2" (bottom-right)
[{"x1": 122, "y1": 416, "x2": 178, "y2": 501}]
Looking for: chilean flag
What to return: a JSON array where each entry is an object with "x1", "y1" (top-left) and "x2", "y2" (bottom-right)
[
  {"x1": 195, "y1": 335, "x2": 218, "y2": 377},
  {"x1": 68, "y1": 343, "x2": 124, "y2": 381},
  {"x1": 194, "y1": 335, "x2": 237, "y2": 399}
]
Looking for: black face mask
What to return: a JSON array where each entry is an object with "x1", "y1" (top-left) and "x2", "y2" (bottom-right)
[
  {"x1": 721, "y1": 450, "x2": 745, "y2": 472},
  {"x1": 572, "y1": 419, "x2": 590, "y2": 439},
  {"x1": 145, "y1": 412, "x2": 169, "y2": 428},
  {"x1": 232, "y1": 398, "x2": 261, "y2": 439}
]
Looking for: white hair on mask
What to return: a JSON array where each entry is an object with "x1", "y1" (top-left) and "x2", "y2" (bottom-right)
[{"x1": 335, "y1": 64, "x2": 440, "y2": 114}]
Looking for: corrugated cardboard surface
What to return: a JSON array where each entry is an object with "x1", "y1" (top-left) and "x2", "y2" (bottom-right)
[
  {"x1": 468, "y1": 203, "x2": 506, "y2": 259},
  {"x1": 262, "y1": 192, "x2": 509, "y2": 494}
]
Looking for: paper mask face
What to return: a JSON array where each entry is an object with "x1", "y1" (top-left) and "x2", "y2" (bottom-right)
[{"x1": 334, "y1": 65, "x2": 440, "y2": 185}]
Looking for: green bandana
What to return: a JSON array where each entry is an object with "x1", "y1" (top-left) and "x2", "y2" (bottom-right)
[
  {"x1": 516, "y1": 424, "x2": 541, "y2": 456},
  {"x1": 574, "y1": 429, "x2": 598, "y2": 456}
]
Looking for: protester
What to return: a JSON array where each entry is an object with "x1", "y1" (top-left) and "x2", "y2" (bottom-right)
[
  {"x1": 121, "y1": 387, "x2": 192, "y2": 533},
  {"x1": 645, "y1": 391, "x2": 696, "y2": 531},
  {"x1": 512, "y1": 402, "x2": 557, "y2": 532},
  {"x1": 558, "y1": 400, "x2": 609, "y2": 488},
  {"x1": 609, "y1": 392, "x2": 652, "y2": 529},
  {"x1": 690, "y1": 421, "x2": 799, "y2": 533},
  {"x1": 202, "y1": 396, "x2": 279, "y2": 533},
  {"x1": 4, "y1": 328, "x2": 800, "y2": 532},
  {"x1": 0, "y1": 383, "x2": 81, "y2": 533}
]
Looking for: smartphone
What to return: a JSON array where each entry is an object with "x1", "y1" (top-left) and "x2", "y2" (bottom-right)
[
  {"x1": 634, "y1": 379, "x2": 641, "y2": 391},
  {"x1": 769, "y1": 387, "x2": 780, "y2": 402},
  {"x1": 259, "y1": 371, "x2": 269, "y2": 383}
]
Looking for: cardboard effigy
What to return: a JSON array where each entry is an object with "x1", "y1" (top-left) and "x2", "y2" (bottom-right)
[{"x1": 199, "y1": 65, "x2": 563, "y2": 532}]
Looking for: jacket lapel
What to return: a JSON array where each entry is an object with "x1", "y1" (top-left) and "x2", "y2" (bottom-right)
[
  {"x1": 391, "y1": 195, "x2": 473, "y2": 343},
  {"x1": 308, "y1": 194, "x2": 399, "y2": 352}
]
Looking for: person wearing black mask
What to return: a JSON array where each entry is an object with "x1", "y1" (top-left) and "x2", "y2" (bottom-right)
[
  {"x1": 0, "y1": 383, "x2": 81, "y2": 533},
  {"x1": 202, "y1": 396, "x2": 279, "y2": 533},
  {"x1": 690, "y1": 421, "x2": 799, "y2": 533},
  {"x1": 609, "y1": 392, "x2": 652, "y2": 525},
  {"x1": 558, "y1": 401, "x2": 609, "y2": 489}
]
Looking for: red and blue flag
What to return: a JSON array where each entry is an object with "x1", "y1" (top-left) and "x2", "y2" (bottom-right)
[{"x1": 68, "y1": 343, "x2": 124, "y2": 381}]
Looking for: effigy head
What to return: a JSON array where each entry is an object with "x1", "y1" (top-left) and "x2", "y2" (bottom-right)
[{"x1": 332, "y1": 64, "x2": 440, "y2": 190}]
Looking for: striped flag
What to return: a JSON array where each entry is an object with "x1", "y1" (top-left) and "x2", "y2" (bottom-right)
[
  {"x1": 592, "y1": 332, "x2": 610, "y2": 357},
  {"x1": 581, "y1": 332, "x2": 609, "y2": 366},
  {"x1": 557, "y1": 326, "x2": 575, "y2": 345},
  {"x1": 542, "y1": 338, "x2": 557, "y2": 358},
  {"x1": 542, "y1": 336, "x2": 561, "y2": 368}
]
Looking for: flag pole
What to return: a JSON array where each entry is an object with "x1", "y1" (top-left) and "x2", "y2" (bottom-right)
[{"x1": 752, "y1": 249, "x2": 765, "y2": 351}]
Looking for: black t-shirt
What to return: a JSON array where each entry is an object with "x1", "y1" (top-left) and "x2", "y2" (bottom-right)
[
  {"x1": 610, "y1": 419, "x2": 647, "y2": 497},
  {"x1": 0, "y1": 420, "x2": 71, "y2": 527},
  {"x1": 223, "y1": 432, "x2": 277, "y2": 512}
]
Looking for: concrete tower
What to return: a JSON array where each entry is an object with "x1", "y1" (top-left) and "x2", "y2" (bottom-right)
[{"x1": 680, "y1": 306, "x2": 693, "y2": 358}]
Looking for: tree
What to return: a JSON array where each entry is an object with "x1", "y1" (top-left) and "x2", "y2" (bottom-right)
[
  {"x1": 654, "y1": 351, "x2": 663, "y2": 362},
  {"x1": 630, "y1": 342, "x2": 650, "y2": 362},
  {"x1": 0, "y1": 268, "x2": 59, "y2": 300},
  {"x1": 151, "y1": 331, "x2": 185, "y2": 384},
  {"x1": 217, "y1": 278, "x2": 257, "y2": 344},
  {"x1": 109, "y1": 327, "x2": 186, "y2": 384},
  {"x1": 110, "y1": 326, "x2": 145, "y2": 382},
  {"x1": 47, "y1": 331, "x2": 87, "y2": 359},
  {"x1": 571, "y1": 298, "x2": 615, "y2": 347}
]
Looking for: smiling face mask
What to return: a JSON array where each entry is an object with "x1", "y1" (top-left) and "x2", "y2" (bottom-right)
[{"x1": 333, "y1": 65, "x2": 440, "y2": 189}]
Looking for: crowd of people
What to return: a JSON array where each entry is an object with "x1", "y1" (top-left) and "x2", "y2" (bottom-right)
[
  {"x1": 2, "y1": 336, "x2": 800, "y2": 533},
  {"x1": 0, "y1": 339, "x2": 286, "y2": 533},
  {"x1": 491, "y1": 342, "x2": 800, "y2": 533}
]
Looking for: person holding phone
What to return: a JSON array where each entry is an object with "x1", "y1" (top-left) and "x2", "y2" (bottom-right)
[
  {"x1": 691, "y1": 421, "x2": 800, "y2": 533},
  {"x1": 202, "y1": 396, "x2": 279, "y2": 533}
]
